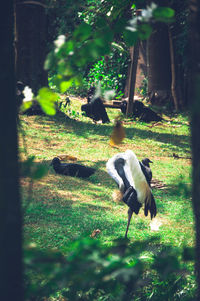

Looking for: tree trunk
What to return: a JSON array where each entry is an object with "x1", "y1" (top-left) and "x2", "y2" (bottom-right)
[
  {"x1": 126, "y1": 42, "x2": 139, "y2": 116},
  {"x1": 147, "y1": 21, "x2": 172, "y2": 106},
  {"x1": 15, "y1": 0, "x2": 48, "y2": 94},
  {"x1": 0, "y1": 1, "x2": 23, "y2": 300},
  {"x1": 168, "y1": 26, "x2": 182, "y2": 111},
  {"x1": 189, "y1": 0, "x2": 200, "y2": 299}
]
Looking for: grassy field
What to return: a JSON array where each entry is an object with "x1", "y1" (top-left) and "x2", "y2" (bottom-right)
[{"x1": 19, "y1": 96, "x2": 194, "y2": 256}]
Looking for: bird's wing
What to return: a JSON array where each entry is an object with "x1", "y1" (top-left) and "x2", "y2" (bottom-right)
[
  {"x1": 106, "y1": 153, "x2": 125, "y2": 191},
  {"x1": 122, "y1": 186, "x2": 142, "y2": 214},
  {"x1": 59, "y1": 163, "x2": 70, "y2": 175},
  {"x1": 125, "y1": 150, "x2": 152, "y2": 205}
]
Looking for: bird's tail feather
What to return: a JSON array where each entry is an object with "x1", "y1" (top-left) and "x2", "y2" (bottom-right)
[{"x1": 144, "y1": 193, "x2": 157, "y2": 219}]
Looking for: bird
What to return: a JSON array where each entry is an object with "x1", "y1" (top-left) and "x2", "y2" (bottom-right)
[
  {"x1": 132, "y1": 100, "x2": 163, "y2": 122},
  {"x1": 106, "y1": 150, "x2": 156, "y2": 238},
  {"x1": 139, "y1": 158, "x2": 153, "y2": 186},
  {"x1": 81, "y1": 87, "x2": 110, "y2": 124},
  {"x1": 110, "y1": 119, "x2": 126, "y2": 147},
  {"x1": 51, "y1": 157, "x2": 95, "y2": 178}
]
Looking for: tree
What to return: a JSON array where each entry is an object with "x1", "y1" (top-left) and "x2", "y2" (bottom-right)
[
  {"x1": 15, "y1": 0, "x2": 48, "y2": 94},
  {"x1": 189, "y1": 0, "x2": 200, "y2": 299},
  {"x1": 147, "y1": 21, "x2": 172, "y2": 106},
  {"x1": 146, "y1": 0, "x2": 172, "y2": 107},
  {"x1": 0, "y1": 1, "x2": 23, "y2": 300},
  {"x1": 145, "y1": 0, "x2": 189, "y2": 111}
]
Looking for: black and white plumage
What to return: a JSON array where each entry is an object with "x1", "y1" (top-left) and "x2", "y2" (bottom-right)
[
  {"x1": 106, "y1": 150, "x2": 156, "y2": 238},
  {"x1": 51, "y1": 157, "x2": 95, "y2": 178}
]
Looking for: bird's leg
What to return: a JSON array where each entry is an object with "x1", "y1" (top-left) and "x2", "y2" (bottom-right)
[{"x1": 125, "y1": 208, "x2": 133, "y2": 238}]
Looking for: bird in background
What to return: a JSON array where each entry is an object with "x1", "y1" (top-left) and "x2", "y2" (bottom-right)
[
  {"x1": 106, "y1": 150, "x2": 156, "y2": 238},
  {"x1": 51, "y1": 157, "x2": 95, "y2": 178},
  {"x1": 139, "y1": 158, "x2": 153, "y2": 186},
  {"x1": 109, "y1": 117, "x2": 126, "y2": 147}
]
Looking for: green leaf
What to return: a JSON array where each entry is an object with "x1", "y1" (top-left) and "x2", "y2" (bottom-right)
[
  {"x1": 123, "y1": 29, "x2": 138, "y2": 46},
  {"x1": 44, "y1": 51, "x2": 57, "y2": 71},
  {"x1": 138, "y1": 23, "x2": 153, "y2": 40},
  {"x1": 20, "y1": 157, "x2": 48, "y2": 180},
  {"x1": 37, "y1": 87, "x2": 58, "y2": 116},
  {"x1": 153, "y1": 7, "x2": 175, "y2": 22},
  {"x1": 31, "y1": 164, "x2": 48, "y2": 180},
  {"x1": 20, "y1": 156, "x2": 35, "y2": 177},
  {"x1": 73, "y1": 23, "x2": 92, "y2": 42},
  {"x1": 20, "y1": 100, "x2": 33, "y2": 113},
  {"x1": 60, "y1": 79, "x2": 73, "y2": 93},
  {"x1": 183, "y1": 247, "x2": 195, "y2": 261}
]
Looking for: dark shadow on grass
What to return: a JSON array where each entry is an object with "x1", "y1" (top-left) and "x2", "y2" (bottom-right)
[
  {"x1": 21, "y1": 159, "x2": 118, "y2": 194},
  {"x1": 33, "y1": 112, "x2": 190, "y2": 153}
]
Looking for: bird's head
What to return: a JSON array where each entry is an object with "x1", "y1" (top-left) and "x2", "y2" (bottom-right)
[
  {"x1": 50, "y1": 157, "x2": 61, "y2": 166},
  {"x1": 142, "y1": 158, "x2": 153, "y2": 167}
]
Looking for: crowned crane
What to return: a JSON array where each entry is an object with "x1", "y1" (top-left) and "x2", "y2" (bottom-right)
[
  {"x1": 51, "y1": 157, "x2": 95, "y2": 178},
  {"x1": 106, "y1": 150, "x2": 156, "y2": 238}
]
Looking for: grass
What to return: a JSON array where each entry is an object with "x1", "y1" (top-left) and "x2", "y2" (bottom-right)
[{"x1": 19, "y1": 96, "x2": 194, "y2": 255}]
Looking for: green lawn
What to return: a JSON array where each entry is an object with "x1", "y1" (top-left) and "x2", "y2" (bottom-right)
[
  {"x1": 20, "y1": 98, "x2": 195, "y2": 299},
  {"x1": 20, "y1": 98, "x2": 193, "y2": 251}
]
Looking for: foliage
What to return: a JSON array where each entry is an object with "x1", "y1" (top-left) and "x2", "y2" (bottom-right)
[
  {"x1": 24, "y1": 237, "x2": 195, "y2": 301},
  {"x1": 20, "y1": 156, "x2": 48, "y2": 181},
  {"x1": 46, "y1": 0, "x2": 87, "y2": 49},
  {"x1": 44, "y1": 2, "x2": 175, "y2": 101},
  {"x1": 37, "y1": 88, "x2": 59, "y2": 116},
  {"x1": 87, "y1": 45, "x2": 130, "y2": 99},
  {"x1": 137, "y1": 75, "x2": 148, "y2": 97},
  {"x1": 59, "y1": 77, "x2": 90, "y2": 98},
  {"x1": 20, "y1": 86, "x2": 59, "y2": 117}
]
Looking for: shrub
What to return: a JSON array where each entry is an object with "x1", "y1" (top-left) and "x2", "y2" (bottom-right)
[{"x1": 24, "y1": 238, "x2": 196, "y2": 301}]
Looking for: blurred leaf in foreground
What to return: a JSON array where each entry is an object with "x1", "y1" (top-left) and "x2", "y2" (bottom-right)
[{"x1": 37, "y1": 87, "x2": 58, "y2": 116}]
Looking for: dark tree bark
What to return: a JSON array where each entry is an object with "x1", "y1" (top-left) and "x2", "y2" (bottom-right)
[
  {"x1": 0, "y1": 1, "x2": 23, "y2": 300},
  {"x1": 168, "y1": 0, "x2": 189, "y2": 110},
  {"x1": 15, "y1": 0, "x2": 48, "y2": 94},
  {"x1": 189, "y1": 0, "x2": 200, "y2": 299},
  {"x1": 168, "y1": 26, "x2": 181, "y2": 111},
  {"x1": 126, "y1": 42, "x2": 139, "y2": 116},
  {"x1": 147, "y1": 21, "x2": 172, "y2": 106}
]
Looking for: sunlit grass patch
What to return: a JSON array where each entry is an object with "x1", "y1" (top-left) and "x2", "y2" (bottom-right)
[{"x1": 20, "y1": 97, "x2": 193, "y2": 258}]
